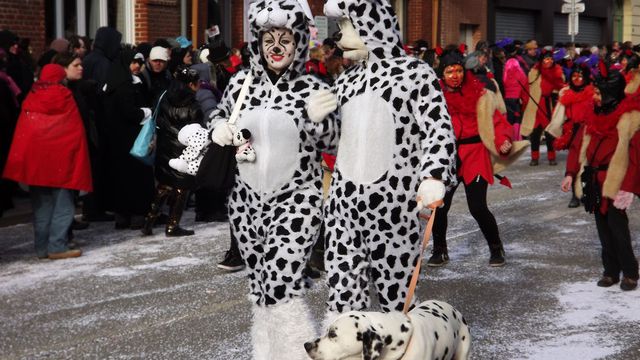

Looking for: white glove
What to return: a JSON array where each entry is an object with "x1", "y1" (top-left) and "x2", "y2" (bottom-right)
[
  {"x1": 613, "y1": 190, "x2": 634, "y2": 210},
  {"x1": 416, "y1": 179, "x2": 446, "y2": 211},
  {"x1": 211, "y1": 122, "x2": 236, "y2": 146},
  {"x1": 307, "y1": 90, "x2": 337, "y2": 123},
  {"x1": 140, "y1": 107, "x2": 152, "y2": 120}
]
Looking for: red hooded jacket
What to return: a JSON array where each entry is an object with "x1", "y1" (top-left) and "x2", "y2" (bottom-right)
[{"x1": 3, "y1": 64, "x2": 92, "y2": 192}]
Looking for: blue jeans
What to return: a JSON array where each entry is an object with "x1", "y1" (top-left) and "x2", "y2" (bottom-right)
[{"x1": 29, "y1": 186, "x2": 75, "y2": 256}]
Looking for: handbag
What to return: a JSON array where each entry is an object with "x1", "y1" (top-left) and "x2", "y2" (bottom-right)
[
  {"x1": 196, "y1": 73, "x2": 253, "y2": 190},
  {"x1": 130, "y1": 91, "x2": 167, "y2": 166}
]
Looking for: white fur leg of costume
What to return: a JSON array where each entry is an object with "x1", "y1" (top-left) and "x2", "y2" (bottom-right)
[
  {"x1": 267, "y1": 298, "x2": 316, "y2": 360},
  {"x1": 251, "y1": 305, "x2": 271, "y2": 360}
]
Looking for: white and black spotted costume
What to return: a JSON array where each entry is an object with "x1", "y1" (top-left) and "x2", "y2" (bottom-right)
[
  {"x1": 323, "y1": 0, "x2": 456, "y2": 314},
  {"x1": 209, "y1": 0, "x2": 336, "y2": 307},
  {"x1": 207, "y1": 1, "x2": 338, "y2": 358}
]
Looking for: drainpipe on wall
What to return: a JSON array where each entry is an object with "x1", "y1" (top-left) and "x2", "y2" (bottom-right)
[
  {"x1": 192, "y1": 0, "x2": 199, "y2": 48},
  {"x1": 432, "y1": 0, "x2": 439, "y2": 46}
]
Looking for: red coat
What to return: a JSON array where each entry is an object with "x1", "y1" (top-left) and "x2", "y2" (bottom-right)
[
  {"x1": 566, "y1": 97, "x2": 640, "y2": 213},
  {"x1": 555, "y1": 85, "x2": 594, "y2": 174},
  {"x1": 443, "y1": 74, "x2": 512, "y2": 185},
  {"x1": 534, "y1": 64, "x2": 565, "y2": 129},
  {"x1": 3, "y1": 65, "x2": 92, "y2": 192}
]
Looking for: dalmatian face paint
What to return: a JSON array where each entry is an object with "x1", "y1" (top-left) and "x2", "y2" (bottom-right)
[{"x1": 261, "y1": 27, "x2": 295, "y2": 74}]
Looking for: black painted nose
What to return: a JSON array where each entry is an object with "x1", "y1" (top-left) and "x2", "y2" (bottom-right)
[
  {"x1": 304, "y1": 341, "x2": 314, "y2": 352},
  {"x1": 273, "y1": 46, "x2": 282, "y2": 55},
  {"x1": 332, "y1": 31, "x2": 342, "y2": 42}
]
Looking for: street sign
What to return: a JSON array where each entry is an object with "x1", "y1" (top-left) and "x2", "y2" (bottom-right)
[{"x1": 562, "y1": 3, "x2": 585, "y2": 13}]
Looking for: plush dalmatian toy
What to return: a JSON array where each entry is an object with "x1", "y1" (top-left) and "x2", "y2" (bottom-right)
[
  {"x1": 168, "y1": 123, "x2": 210, "y2": 176},
  {"x1": 170, "y1": 124, "x2": 256, "y2": 175},
  {"x1": 232, "y1": 128, "x2": 256, "y2": 162},
  {"x1": 322, "y1": 0, "x2": 457, "y2": 320},
  {"x1": 206, "y1": 1, "x2": 338, "y2": 359}
]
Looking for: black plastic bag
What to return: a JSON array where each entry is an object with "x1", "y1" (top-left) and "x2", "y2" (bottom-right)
[{"x1": 195, "y1": 143, "x2": 237, "y2": 191}]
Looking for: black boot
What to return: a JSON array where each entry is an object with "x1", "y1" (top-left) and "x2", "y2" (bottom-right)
[
  {"x1": 142, "y1": 185, "x2": 172, "y2": 236},
  {"x1": 165, "y1": 188, "x2": 194, "y2": 237},
  {"x1": 427, "y1": 246, "x2": 449, "y2": 267},
  {"x1": 568, "y1": 196, "x2": 580, "y2": 208},
  {"x1": 489, "y1": 245, "x2": 506, "y2": 267}
]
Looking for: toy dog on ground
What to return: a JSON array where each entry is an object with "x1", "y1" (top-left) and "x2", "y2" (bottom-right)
[{"x1": 305, "y1": 300, "x2": 471, "y2": 360}]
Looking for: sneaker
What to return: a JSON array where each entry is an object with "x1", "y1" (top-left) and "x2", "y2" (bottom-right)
[
  {"x1": 217, "y1": 251, "x2": 245, "y2": 272},
  {"x1": 620, "y1": 277, "x2": 638, "y2": 291},
  {"x1": 568, "y1": 196, "x2": 580, "y2": 208},
  {"x1": 48, "y1": 249, "x2": 82, "y2": 260},
  {"x1": 489, "y1": 248, "x2": 506, "y2": 267},
  {"x1": 529, "y1": 159, "x2": 539, "y2": 166},
  {"x1": 426, "y1": 251, "x2": 449, "y2": 267},
  {"x1": 596, "y1": 276, "x2": 619, "y2": 287}
]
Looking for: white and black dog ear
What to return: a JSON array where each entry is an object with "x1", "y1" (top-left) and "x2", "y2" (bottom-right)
[{"x1": 362, "y1": 328, "x2": 391, "y2": 360}]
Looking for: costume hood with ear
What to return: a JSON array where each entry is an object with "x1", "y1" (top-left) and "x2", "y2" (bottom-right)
[
  {"x1": 248, "y1": 0, "x2": 313, "y2": 82},
  {"x1": 324, "y1": 0, "x2": 405, "y2": 61}
]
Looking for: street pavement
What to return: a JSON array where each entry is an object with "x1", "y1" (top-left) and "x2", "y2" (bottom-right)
[{"x1": 1, "y1": 151, "x2": 639, "y2": 360}]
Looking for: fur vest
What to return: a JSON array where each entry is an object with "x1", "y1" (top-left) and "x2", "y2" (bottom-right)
[{"x1": 575, "y1": 100, "x2": 640, "y2": 199}]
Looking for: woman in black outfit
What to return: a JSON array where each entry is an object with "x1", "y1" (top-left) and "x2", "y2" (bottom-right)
[
  {"x1": 142, "y1": 66, "x2": 203, "y2": 237},
  {"x1": 103, "y1": 49, "x2": 155, "y2": 229}
]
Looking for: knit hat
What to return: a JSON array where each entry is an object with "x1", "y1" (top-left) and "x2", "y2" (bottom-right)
[
  {"x1": 149, "y1": 46, "x2": 169, "y2": 61},
  {"x1": 50, "y1": 38, "x2": 70, "y2": 53}
]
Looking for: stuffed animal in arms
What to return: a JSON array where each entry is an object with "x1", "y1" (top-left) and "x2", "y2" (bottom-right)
[
  {"x1": 233, "y1": 128, "x2": 256, "y2": 163},
  {"x1": 170, "y1": 124, "x2": 256, "y2": 175}
]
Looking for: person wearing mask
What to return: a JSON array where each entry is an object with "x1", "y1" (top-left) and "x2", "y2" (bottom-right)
[
  {"x1": 561, "y1": 69, "x2": 639, "y2": 291},
  {"x1": 547, "y1": 62, "x2": 594, "y2": 208},
  {"x1": 3, "y1": 64, "x2": 92, "y2": 259},
  {"x1": 521, "y1": 48, "x2": 566, "y2": 166},
  {"x1": 103, "y1": 49, "x2": 155, "y2": 230},
  {"x1": 142, "y1": 66, "x2": 203, "y2": 237},
  {"x1": 428, "y1": 48, "x2": 518, "y2": 268}
]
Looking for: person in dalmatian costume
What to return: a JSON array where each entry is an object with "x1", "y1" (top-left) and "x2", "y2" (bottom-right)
[
  {"x1": 322, "y1": 0, "x2": 457, "y2": 323},
  {"x1": 206, "y1": 0, "x2": 338, "y2": 359}
]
